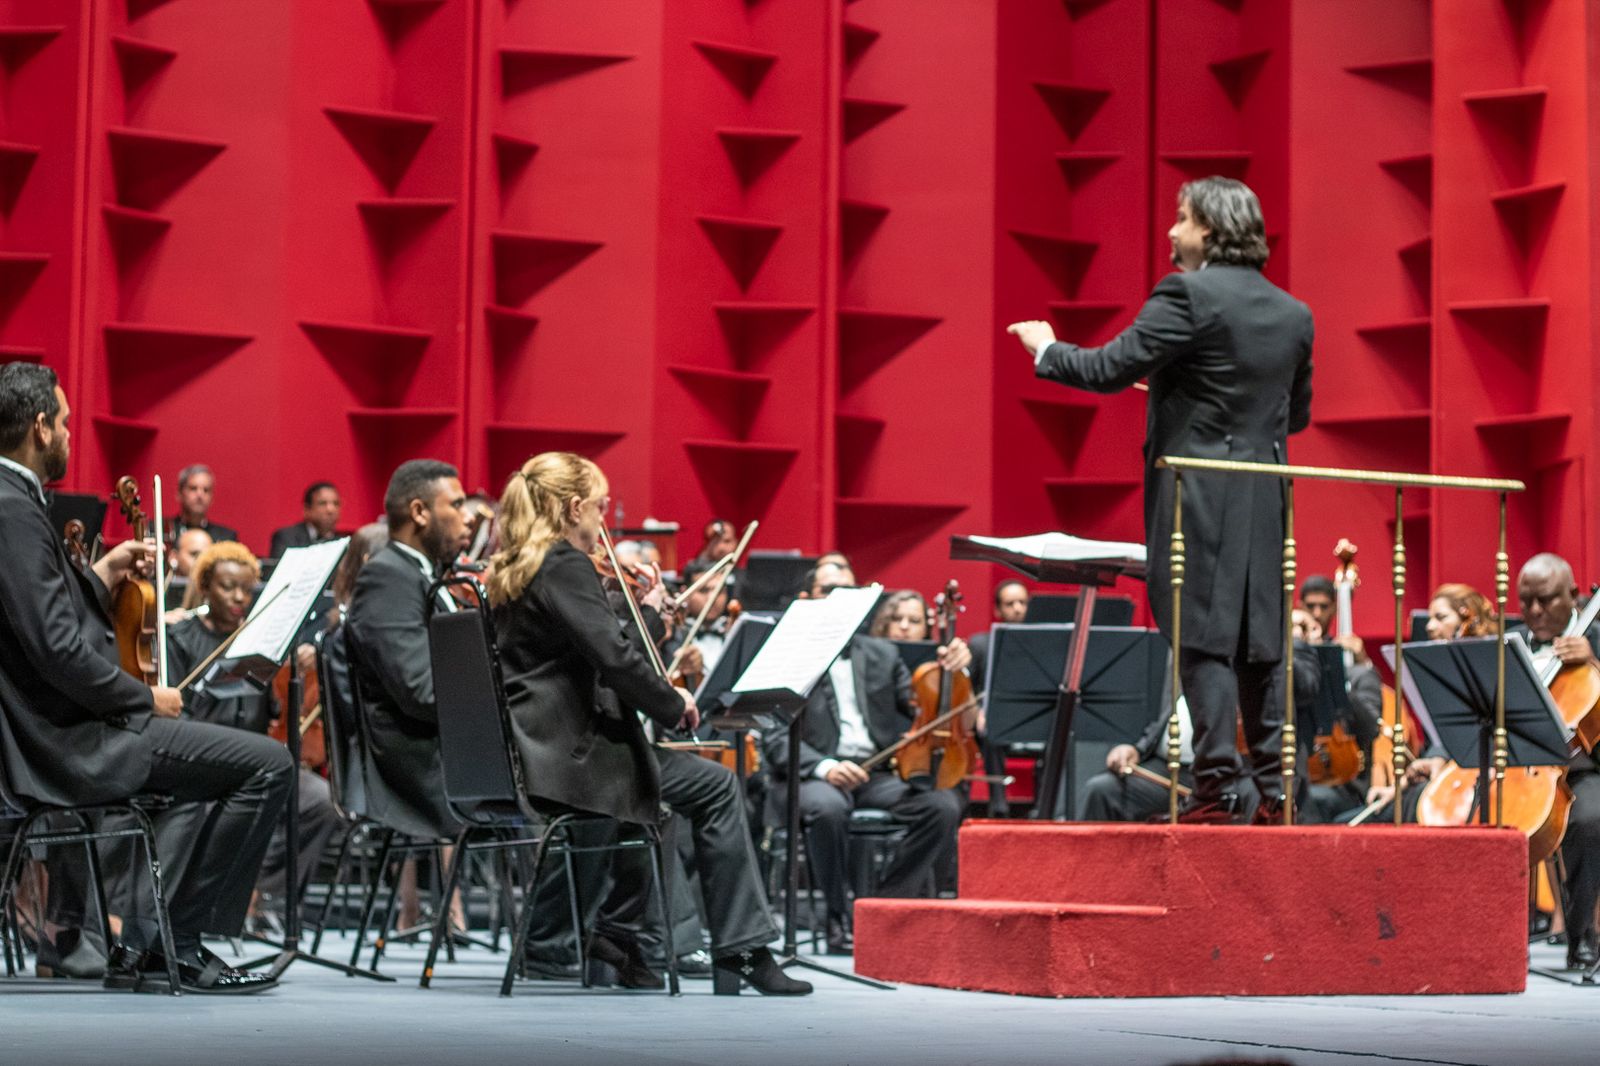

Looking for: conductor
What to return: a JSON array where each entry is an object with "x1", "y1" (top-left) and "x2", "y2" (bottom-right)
[{"x1": 1007, "y1": 177, "x2": 1313, "y2": 824}]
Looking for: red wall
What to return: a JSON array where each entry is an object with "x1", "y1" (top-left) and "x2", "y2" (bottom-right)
[{"x1": 5, "y1": 0, "x2": 1596, "y2": 626}]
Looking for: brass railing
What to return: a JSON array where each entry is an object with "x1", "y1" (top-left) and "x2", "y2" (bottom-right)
[{"x1": 1155, "y1": 456, "x2": 1525, "y2": 827}]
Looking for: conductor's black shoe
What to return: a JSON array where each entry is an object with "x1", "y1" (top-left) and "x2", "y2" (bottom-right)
[
  {"x1": 1252, "y1": 794, "x2": 1286, "y2": 826},
  {"x1": 1566, "y1": 930, "x2": 1598, "y2": 971},
  {"x1": 825, "y1": 915, "x2": 853, "y2": 955},
  {"x1": 713, "y1": 947, "x2": 813, "y2": 996},
  {"x1": 586, "y1": 931, "x2": 663, "y2": 990},
  {"x1": 1150, "y1": 792, "x2": 1242, "y2": 825}
]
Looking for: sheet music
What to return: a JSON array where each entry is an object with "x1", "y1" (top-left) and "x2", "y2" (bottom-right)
[
  {"x1": 228, "y1": 538, "x2": 349, "y2": 664},
  {"x1": 732, "y1": 584, "x2": 882, "y2": 697},
  {"x1": 967, "y1": 532, "x2": 1147, "y2": 565}
]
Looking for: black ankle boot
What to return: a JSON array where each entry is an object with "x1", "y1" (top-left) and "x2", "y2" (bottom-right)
[
  {"x1": 712, "y1": 947, "x2": 813, "y2": 996},
  {"x1": 587, "y1": 932, "x2": 663, "y2": 990}
]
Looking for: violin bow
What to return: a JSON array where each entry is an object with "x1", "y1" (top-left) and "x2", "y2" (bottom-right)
[
  {"x1": 665, "y1": 520, "x2": 759, "y2": 679},
  {"x1": 859, "y1": 692, "x2": 985, "y2": 773},
  {"x1": 153, "y1": 475, "x2": 169, "y2": 687},
  {"x1": 597, "y1": 523, "x2": 670, "y2": 680},
  {"x1": 1120, "y1": 762, "x2": 1192, "y2": 798}
]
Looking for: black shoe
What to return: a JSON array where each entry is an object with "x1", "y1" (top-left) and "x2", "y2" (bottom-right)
[
  {"x1": 825, "y1": 915, "x2": 853, "y2": 955},
  {"x1": 102, "y1": 943, "x2": 145, "y2": 991},
  {"x1": 675, "y1": 948, "x2": 713, "y2": 978},
  {"x1": 713, "y1": 947, "x2": 813, "y2": 996},
  {"x1": 128, "y1": 945, "x2": 279, "y2": 996},
  {"x1": 587, "y1": 931, "x2": 663, "y2": 990},
  {"x1": 35, "y1": 928, "x2": 106, "y2": 980},
  {"x1": 1252, "y1": 794, "x2": 1286, "y2": 826},
  {"x1": 1149, "y1": 792, "x2": 1243, "y2": 825},
  {"x1": 1567, "y1": 930, "x2": 1598, "y2": 971}
]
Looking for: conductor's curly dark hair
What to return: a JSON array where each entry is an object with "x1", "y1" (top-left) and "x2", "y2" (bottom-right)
[{"x1": 1179, "y1": 176, "x2": 1270, "y2": 270}]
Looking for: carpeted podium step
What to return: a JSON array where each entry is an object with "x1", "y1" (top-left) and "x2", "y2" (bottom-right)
[{"x1": 854, "y1": 822, "x2": 1528, "y2": 998}]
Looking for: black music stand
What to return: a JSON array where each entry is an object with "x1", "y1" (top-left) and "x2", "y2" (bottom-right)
[
  {"x1": 737, "y1": 552, "x2": 817, "y2": 612},
  {"x1": 951, "y1": 535, "x2": 1146, "y2": 821},
  {"x1": 1305, "y1": 643, "x2": 1347, "y2": 737},
  {"x1": 1389, "y1": 634, "x2": 1569, "y2": 825},
  {"x1": 893, "y1": 640, "x2": 940, "y2": 675},
  {"x1": 1024, "y1": 594, "x2": 1136, "y2": 627},
  {"x1": 983, "y1": 625, "x2": 1163, "y2": 816}
]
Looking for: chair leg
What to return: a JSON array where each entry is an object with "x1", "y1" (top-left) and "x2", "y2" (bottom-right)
[
  {"x1": 501, "y1": 817, "x2": 568, "y2": 998},
  {"x1": 562, "y1": 839, "x2": 587, "y2": 989},
  {"x1": 311, "y1": 822, "x2": 357, "y2": 954},
  {"x1": 0, "y1": 817, "x2": 36, "y2": 978},
  {"x1": 129, "y1": 806, "x2": 181, "y2": 996},
  {"x1": 74, "y1": 814, "x2": 116, "y2": 962},
  {"x1": 368, "y1": 851, "x2": 405, "y2": 971},
  {"x1": 648, "y1": 827, "x2": 680, "y2": 997},
  {"x1": 348, "y1": 829, "x2": 394, "y2": 970},
  {"x1": 420, "y1": 828, "x2": 472, "y2": 988}
]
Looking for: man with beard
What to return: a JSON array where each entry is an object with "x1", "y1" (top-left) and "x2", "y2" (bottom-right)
[
  {"x1": 0, "y1": 362, "x2": 290, "y2": 993},
  {"x1": 344, "y1": 459, "x2": 472, "y2": 842}
]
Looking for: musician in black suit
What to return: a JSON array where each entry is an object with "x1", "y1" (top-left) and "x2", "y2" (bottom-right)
[
  {"x1": 0, "y1": 363, "x2": 289, "y2": 993},
  {"x1": 1009, "y1": 176, "x2": 1314, "y2": 824},
  {"x1": 344, "y1": 460, "x2": 471, "y2": 842},
  {"x1": 1510, "y1": 553, "x2": 1600, "y2": 970},
  {"x1": 489, "y1": 451, "x2": 807, "y2": 995},
  {"x1": 268, "y1": 481, "x2": 342, "y2": 559},
  {"x1": 764, "y1": 560, "x2": 971, "y2": 954},
  {"x1": 166, "y1": 463, "x2": 238, "y2": 546}
]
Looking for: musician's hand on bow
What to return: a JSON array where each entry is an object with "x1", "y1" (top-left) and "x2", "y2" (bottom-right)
[
  {"x1": 1553, "y1": 635, "x2": 1596, "y2": 667},
  {"x1": 1364, "y1": 782, "x2": 1394, "y2": 808},
  {"x1": 1106, "y1": 744, "x2": 1139, "y2": 773},
  {"x1": 1006, "y1": 320, "x2": 1057, "y2": 359},
  {"x1": 151, "y1": 686, "x2": 183, "y2": 719},
  {"x1": 676, "y1": 688, "x2": 701, "y2": 733},
  {"x1": 825, "y1": 760, "x2": 869, "y2": 791},
  {"x1": 675, "y1": 643, "x2": 704, "y2": 682},
  {"x1": 92, "y1": 537, "x2": 157, "y2": 590},
  {"x1": 937, "y1": 638, "x2": 971, "y2": 674}
]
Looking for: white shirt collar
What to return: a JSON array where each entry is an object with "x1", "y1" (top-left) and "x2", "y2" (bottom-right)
[
  {"x1": 391, "y1": 539, "x2": 436, "y2": 578},
  {"x1": 0, "y1": 456, "x2": 45, "y2": 505}
]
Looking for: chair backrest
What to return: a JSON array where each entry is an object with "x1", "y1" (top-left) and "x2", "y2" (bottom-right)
[
  {"x1": 0, "y1": 690, "x2": 33, "y2": 818},
  {"x1": 427, "y1": 576, "x2": 533, "y2": 825},
  {"x1": 315, "y1": 622, "x2": 366, "y2": 821}
]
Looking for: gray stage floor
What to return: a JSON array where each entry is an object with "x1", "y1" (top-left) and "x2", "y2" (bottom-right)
[{"x1": 1, "y1": 938, "x2": 1596, "y2": 1066}]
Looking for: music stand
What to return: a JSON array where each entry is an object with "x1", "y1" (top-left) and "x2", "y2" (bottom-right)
[
  {"x1": 46, "y1": 491, "x2": 107, "y2": 549},
  {"x1": 1024, "y1": 594, "x2": 1136, "y2": 627},
  {"x1": 723, "y1": 585, "x2": 892, "y2": 990},
  {"x1": 893, "y1": 640, "x2": 940, "y2": 675},
  {"x1": 1305, "y1": 643, "x2": 1347, "y2": 737},
  {"x1": 206, "y1": 539, "x2": 388, "y2": 982},
  {"x1": 736, "y1": 551, "x2": 817, "y2": 612},
  {"x1": 1383, "y1": 634, "x2": 1570, "y2": 825},
  {"x1": 951, "y1": 533, "x2": 1147, "y2": 820}
]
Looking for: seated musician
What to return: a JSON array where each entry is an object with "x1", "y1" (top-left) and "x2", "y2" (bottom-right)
[
  {"x1": 765, "y1": 560, "x2": 971, "y2": 954},
  {"x1": 869, "y1": 589, "x2": 930, "y2": 641},
  {"x1": 1082, "y1": 611, "x2": 1322, "y2": 824},
  {"x1": 0, "y1": 363, "x2": 290, "y2": 993},
  {"x1": 694, "y1": 519, "x2": 738, "y2": 565},
  {"x1": 1510, "y1": 554, "x2": 1600, "y2": 970},
  {"x1": 1296, "y1": 576, "x2": 1383, "y2": 823},
  {"x1": 268, "y1": 480, "x2": 342, "y2": 557},
  {"x1": 486, "y1": 444, "x2": 806, "y2": 985},
  {"x1": 488, "y1": 452, "x2": 808, "y2": 994},
  {"x1": 162, "y1": 542, "x2": 342, "y2": 917},
  {"x1": 344, "y1": 460, "x2": 470, "y2": 842},
  {"x1": 995, "y1": 579, "x2": 1030, "y2": 625},
  {"x1": 1344, "y1": 583, "x2": 1492, "y2": 824},
  {"x1": 167, "y1": 463, "x2": 238, "y2": 546},
  {"x1": 661, "y1": 557, "x2": 736, "y2": 687},
  {"x1": 163, "y1": 526, "x2": 213, "y2": 614}
]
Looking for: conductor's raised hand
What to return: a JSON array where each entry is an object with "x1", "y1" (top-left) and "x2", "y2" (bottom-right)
[{"x1": 1005, "y1": 320, "x2": 1057, "y2": 359}]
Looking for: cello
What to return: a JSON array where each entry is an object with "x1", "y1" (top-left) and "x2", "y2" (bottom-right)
[{"x1": 895, "y1": 580, "x2": 981, "y2": 791}]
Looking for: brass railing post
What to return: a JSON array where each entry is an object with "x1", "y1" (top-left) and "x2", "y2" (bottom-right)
[
  {"x1": 1281, "y1": 478, "x2": 1297, "y2": 825},
  {"x1": 1169, "y1": 471, "x2": 1185, "y2": 825},
  {"x1": 1391, "y1": 488, "x2": 1409, "y2": 827},
  {"x1": 1494, "y1": 492, "x2": 1510, "y2": 828}
]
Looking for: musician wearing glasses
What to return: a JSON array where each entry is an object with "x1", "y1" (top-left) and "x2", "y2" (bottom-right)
[{"x1": 488, "y1": 452, "x2": 809, "y2": 995}]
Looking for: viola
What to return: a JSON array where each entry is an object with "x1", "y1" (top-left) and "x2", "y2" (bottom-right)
[
  {"x1": 111, "y1": 477, "x2": 160, "y2": 685},
  {"x1": 898, "y1": 580, "x2": 981, "y2": 791},
  {"x1": 271, "y1": 654, "x2": 327, "y2": 771}
]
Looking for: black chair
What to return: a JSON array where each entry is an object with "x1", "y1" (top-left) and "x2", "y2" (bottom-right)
[
  {"x1": 0, "y1": 701, "x2": 181, "y2": 993},
  {"x1": 419, "y1": 575, "x2": 679, "y2": 997},
  {"x1": 339, "y1": 631, "x2": 454, "y2": 975},
  {"x1": 769, "y1": 808, "x2": 910, "y2": 952}
]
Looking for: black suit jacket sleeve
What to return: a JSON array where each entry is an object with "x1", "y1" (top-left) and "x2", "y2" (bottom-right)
[
  {"x1": 1035, "y1": 273, "x2": 1197, "y2": 394},
  {"x1": 1289, "y1": 320, "x2": 1314, "y2": 434},
  {"x1": 349, "y1": 550, "x2": 437, "y2": 725},
  {"x1": 268, "y1": 526, "x2": 295, "y2": 559},
  {"x1": 534, "y1": 547, "x2": 684, "y2": 730},
  {"x1": 0, "y1": 500, "x2": 152, "y2": 721},
  {"x1": 763, "y1": 694, "x2": 835, "y2": 782}
]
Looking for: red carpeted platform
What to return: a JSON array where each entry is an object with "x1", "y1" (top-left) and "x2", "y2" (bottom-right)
[{"x1": 854, "y1": 822, "x2": 1528, "y2": 998}]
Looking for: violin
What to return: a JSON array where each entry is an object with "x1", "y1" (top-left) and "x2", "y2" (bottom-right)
[
  {"x1": 1308, "y1": 540, "x2": 1366, "y2": 786},
  {"x1": 111, "y1": 477, "x2": 161, "y2": 685},
  {"x1": 898, "y1": 580, "x2": 981, "y2": 791},
  {"x1": 271, "y1": 652, "x2": 327, "y2": 771}
]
